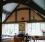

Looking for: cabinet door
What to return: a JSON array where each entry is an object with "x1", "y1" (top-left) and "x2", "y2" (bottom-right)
[{"x1": 17, "y1": 10, "x2": 29, "y2": 22}]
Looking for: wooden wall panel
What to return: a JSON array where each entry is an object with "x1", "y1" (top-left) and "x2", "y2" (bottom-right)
[
  {"x1": 30, "y1": 10, "x2": 42, "y2": 21},
  {"x1": 17, "y1": 10, "x2": 29, "y2": 22},
  {"x1": 6, "y1": 12, "x2": 16, "y2": 23},
  {"x1": 4, "y1": 4, "x2": 44, "y2": 23}
]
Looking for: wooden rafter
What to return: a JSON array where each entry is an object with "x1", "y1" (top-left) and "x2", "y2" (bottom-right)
[{"x1": 2, "y1": 4, "x2": 20, "y2": 23}]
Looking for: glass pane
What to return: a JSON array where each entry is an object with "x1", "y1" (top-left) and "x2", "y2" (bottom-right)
[
  {"x1": 25, "y1": 23, "x2": 32, "y2": 35},
  {"x1": 25, "y1": 23, "x2": 43, "y2": 36},
  {"x1": 2, "y1": 24, "x2": 19, "y2": 39},
  {"x1": 41, "y1": 23, "x2": 45, "y2": 31}
]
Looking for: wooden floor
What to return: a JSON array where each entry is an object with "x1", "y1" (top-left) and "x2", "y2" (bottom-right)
[
  {"x1": 2, "y1": 37, "x2": 14, "y2": 42},
  {"x1": 2, "y1": 37, "x2": 24, "y2": 42},
  {"x1": 2, "y1": 36, "x2": 45, "y2": 42}
]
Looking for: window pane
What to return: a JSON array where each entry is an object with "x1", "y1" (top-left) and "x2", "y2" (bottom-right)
[
  {"x1": 25, "y1": 23, "x2": 32, "y2": 35},
  {"x1": 2, "y1": 24, "x2": 19, "y2": 39},
  {"x1": 25, "y1": 23, "x2": 43, "y2": 36},
  {"x1": 41, "y1": 23, "x2": 45, "y2": 32},
  {"x1": 2, "y1": 24, "x2": 19, "y2": 36}
]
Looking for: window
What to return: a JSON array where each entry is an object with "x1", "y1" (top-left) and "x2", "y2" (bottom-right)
[
  {"x1": 25, "y1": 23, "x2": 45, "y2": 36},
  {"x1": 2, "y1": 24, "x2": 19, "y2": 39}
]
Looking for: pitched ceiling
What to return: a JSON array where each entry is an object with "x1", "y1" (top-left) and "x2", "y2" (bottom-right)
[{"x1": 3, "y1": 0, "x2": 45, "y2": 15}]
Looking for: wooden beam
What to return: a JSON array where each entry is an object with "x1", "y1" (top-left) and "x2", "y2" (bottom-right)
[
  {"x1": 3, "y1": 0, "x2": 27, "y2": 3},
  {"x1": 31, "y1": 10, "x2": 45, "y2": 20},
  {"x1": 36, "y1": 13, "x2": 45, "y2": 20},
  {"x1": 2, "y1": 4, "x2": 20, "y2": 23},
  {"x1": 3, "y1": 0, "x2": 45, "y2": 15}
]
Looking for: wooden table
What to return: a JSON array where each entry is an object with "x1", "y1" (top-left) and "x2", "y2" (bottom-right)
[
  {"x1": 25, "y1": 36, "x2": 45, "y2": 42},
  {"x1": 32, "y1": 36, "x2": 45, "y2": 40}
]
